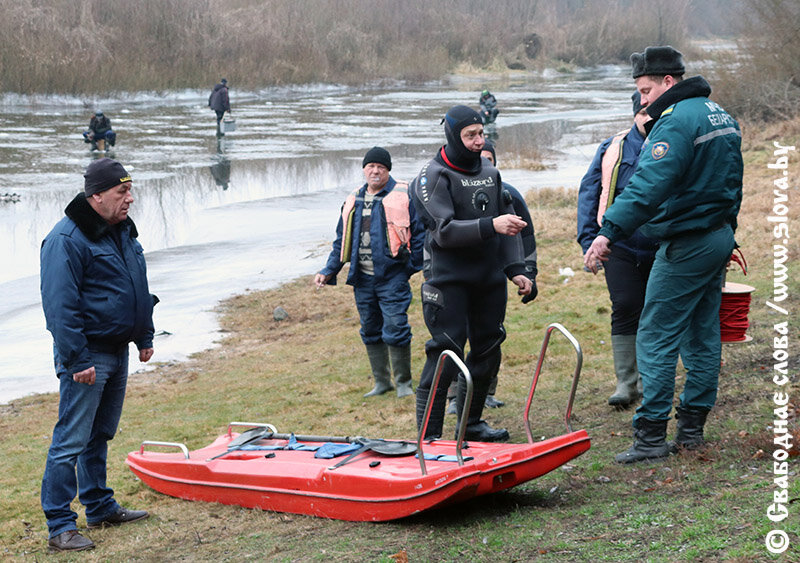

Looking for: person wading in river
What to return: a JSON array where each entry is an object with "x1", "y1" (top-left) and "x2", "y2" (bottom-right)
[{"x1": 315, "y1": 147, "x2": 425, "y2": 398}]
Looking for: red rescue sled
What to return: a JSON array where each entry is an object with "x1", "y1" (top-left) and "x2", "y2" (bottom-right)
[{"x1": 126, "y1": 324, "x2": 591, "y2": 521}]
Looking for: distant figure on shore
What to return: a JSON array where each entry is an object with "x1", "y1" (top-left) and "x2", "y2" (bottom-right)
[
  {"x1": 208, "y1": 78, "x2": 231, "y2": 136},
  {"x1": 82, "y1": 110, "x2": 115, "y2": 152},
  {"x1": 39, "y1": 158, "x2": 156, "y2": 552},
  {"x1": 479, "y1": 90, "x2": 499, "y2": 124},
  {"x1": 315, "y1": 147, "x2": 425, "y2": 398}
]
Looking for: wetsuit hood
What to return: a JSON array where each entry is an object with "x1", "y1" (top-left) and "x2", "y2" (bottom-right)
[{"x1": 442, "y1": 105, "x2": 483, "y2": 173}]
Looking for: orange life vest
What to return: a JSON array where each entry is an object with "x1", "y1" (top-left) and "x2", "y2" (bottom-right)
[
  {"x1": 339, "y1": 182, "x2": 411, "y2": 263},
  {"x1": 596, "y1": 130, "x2": 628, "y2": 226}
]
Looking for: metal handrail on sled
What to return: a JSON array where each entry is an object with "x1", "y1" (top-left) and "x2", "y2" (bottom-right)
[
  {"x1": 417, "y1": 350, "x2": 473, "y2": 475},
  {"x1": 524, "y1": 323, "x2": 583, "y2": 443}
]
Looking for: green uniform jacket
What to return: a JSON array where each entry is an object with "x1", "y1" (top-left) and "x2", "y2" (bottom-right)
[{"x1": 599, "y1": 76, "x2": 743, "y2": 243}]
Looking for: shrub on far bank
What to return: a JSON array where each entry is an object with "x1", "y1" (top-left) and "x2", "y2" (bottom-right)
[{"x1": 711, "y1": 0, "x2": 800, "y2": 122}]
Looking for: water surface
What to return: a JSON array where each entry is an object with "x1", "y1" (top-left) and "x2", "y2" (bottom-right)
[{"x1": 0, "y1": 66, "x2": 636, "y2": 403}]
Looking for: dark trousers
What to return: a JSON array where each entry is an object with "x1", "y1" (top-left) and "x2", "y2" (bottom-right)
[
  {"x1": 418, "y1": 280, "x2": 507, "y2": 395},
  {"x1": 604, "y1": 246, "x2": 653, "y2": 335}
]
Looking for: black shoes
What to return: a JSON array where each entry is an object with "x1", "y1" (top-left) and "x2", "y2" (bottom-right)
[
  {"x1": 87, "y1": 507, "x2": 149, "y2": 529},
  {"x1": 463, "y1": 420, "x2": 510, "y2": 442},
  {"x1": 48, "y1": 530, "x2": 95, "y2": 552}
]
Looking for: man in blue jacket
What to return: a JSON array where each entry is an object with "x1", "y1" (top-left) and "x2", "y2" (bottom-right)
[
  {"x1": 578, "y1": 92, "x2": 657, "y2": 409},
  {"x1": 40, "y1": 158, "x2": 156, "y2": 551},
  {"x1": 315, "y1": 147, "x2": 425, "y2": 398},
  {"x1": 584, "y1": 46, "x2": 743, "y2": 463}
]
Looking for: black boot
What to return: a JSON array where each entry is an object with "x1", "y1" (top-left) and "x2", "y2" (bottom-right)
[
  {"x1": 670, "y1": 406, "x2": 709, "y2": 452},
  {"x1": 615, "y1": 418, "x2": 670, "y2": 464},
  {"x1": 455, "y1": 374, "x2": 509, "y2": 442},
  {"x1": 416, "y1": 388, "x2": 446, "y2": 440}
]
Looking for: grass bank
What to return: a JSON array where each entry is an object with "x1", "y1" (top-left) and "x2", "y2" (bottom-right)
[{"x1": 1, "y1": 120, "x2": 798, "y2": 561}]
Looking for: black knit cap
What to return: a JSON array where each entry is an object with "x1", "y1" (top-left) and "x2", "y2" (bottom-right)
[
  {"x1": 84, "y1": 158, "x2": 131, "y2": 197},
  {"x1": 632, "y1": 91, "x2": 644, "y2": 115},
  {"x1": 481, "y1": 139, "x2": 497, "y2": 165},
  {"x1": 631, "y1": 46, "x2": 685, "y2": 79},
  {"x1": 362, "y1": 146, "x2": 392, "y2": 170}
]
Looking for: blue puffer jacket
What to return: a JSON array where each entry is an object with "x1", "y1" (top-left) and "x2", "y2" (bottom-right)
[
  {"x1": 40, "y1": 194, "x2": 155, "y2": 375},
  {"x1": 320, "y1": 176, "x2": 425, "y2": 286},
  {"x1": 577, "y1": 125, "x2": 658, "y2": 262},
  {"x1": 599, "y1": 77, "x2": 743, "y2": 243}
]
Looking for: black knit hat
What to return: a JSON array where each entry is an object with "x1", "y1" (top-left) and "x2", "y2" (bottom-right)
[
  {"x1": 481, "y1": 140, "x2": 497, "y2": 165},
  {"x1": 84, "y1": 158, "x2": 131, "y2": 197},
  {"x1": 631, "y1": 46, "x2": 685, "y2": 79},
  {"x1": 632, "y1": 91, "x2": 644, "y2": 115},
  {"x1": 362, "y1": 146, "x2": 392, "y2": 170}
]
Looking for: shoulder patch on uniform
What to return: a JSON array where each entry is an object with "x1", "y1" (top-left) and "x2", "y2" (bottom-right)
[
  {"x1": 660, "y1": 106, "x2": 674, "y2": 117},
  {"x1": 651, "y1": 142, "x2": 669, "y2": 160}
]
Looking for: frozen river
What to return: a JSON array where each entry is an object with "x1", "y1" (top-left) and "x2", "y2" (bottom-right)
[{"x1": 0, "y1": 66, "x2": 638, "y2": 403}]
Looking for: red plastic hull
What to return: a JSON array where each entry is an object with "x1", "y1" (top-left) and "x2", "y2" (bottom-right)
[{"x1": 126, "y1": 430, "x2": 590, "y2": 521}]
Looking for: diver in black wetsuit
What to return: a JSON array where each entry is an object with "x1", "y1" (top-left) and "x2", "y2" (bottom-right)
[{"x1": 410, "y1": 105, "x2": 532, "y2": 442}]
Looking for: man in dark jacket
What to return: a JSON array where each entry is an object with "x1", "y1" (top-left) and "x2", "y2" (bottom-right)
[
  {"x1": 40, "y1": 158, "x2": 155, "y2": 552},
  {"x1": 410, "y1": 105, "x2": 532, "y2": 443},
  {"x1": 584, "y1": 46, "x2": 743, "y2": 464},
  {"x1": 577, "y1": 92, "x2": 656, "y2": 409},
  {"x1": 315, "y1": 147, "x2": 425, "y2": 398},
  {"x1": 208, "y1": 78, "x2": 231, "y2": 136},
  {"x1": 84, "y1": 110, "x2": 114, "y2": 151}
]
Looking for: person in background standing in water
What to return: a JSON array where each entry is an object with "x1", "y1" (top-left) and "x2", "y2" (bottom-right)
[
  {"x1": 478, "y1": 89, "x2": 499, "y2": 124},
  {"x1": 444, "y1": 139, "x2": 539, "y2": 415},
  {"x1": 410, "y1": 105, "x2": 531, "y2": 442},
  {"x1": 577, "y1": 92, "x2": 656, "y2": 409},
  {"x1": 39, "y1": 158, "x2": 156, "y2": 552},
  {"x1": 584, "y1": 46, "x2": 743, "y2": 464},
  {"x1": 208, "y1": 78, "x2": 231, "y2": 136},
  {"x1": 315, "y1": 147, "x2": 425, "y2": 398}
]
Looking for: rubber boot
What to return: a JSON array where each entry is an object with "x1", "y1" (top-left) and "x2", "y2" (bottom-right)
[
  {"x1": 446, "y1": 381, "x2": 457, "y2": 414},
  {"x1": 614, "y1": 418, "x2": 670, "y2": 464},
  {"x1": 389, "y1": 345, "x2": 414, "y2": 398},
  {"x1": 669, "y1": 406, "x2": 710, "y2": 452},
  {"x1": 416, "y1": 387, "x2": 447, "y2": 440},
  {"x1": 455, "y1": 374, "x2": 509, "y2": 442},
  {"x1": 608, "y1": 334, "x2": 640, "y2": 408},
  {"x1": 363, "y1": 343, "x2": 393, "y2": 397}
]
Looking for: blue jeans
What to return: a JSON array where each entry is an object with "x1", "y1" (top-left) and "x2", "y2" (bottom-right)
[
  {"x1": 353, "y1": 273, "x2": 412, "y2": 347},
  {"x1": 634, "y1": 225, "x2": 734, "y2": 423},
  {"x1": 41, "y1": 347, "x2": 129, "y2": 538}
]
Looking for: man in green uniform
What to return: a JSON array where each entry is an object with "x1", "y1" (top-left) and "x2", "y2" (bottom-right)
[{"x1": 584, "y1": 46, "x2": 743, "y2": 463}]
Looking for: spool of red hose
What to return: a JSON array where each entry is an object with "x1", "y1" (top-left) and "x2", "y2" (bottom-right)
[{"x1": 720, "y1": 282, "x2": 754, "y2": 343}]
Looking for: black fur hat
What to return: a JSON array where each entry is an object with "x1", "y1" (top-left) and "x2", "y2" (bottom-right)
[{"x1": 631, "y1": 46, "x2": 685, "y2": 79}]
